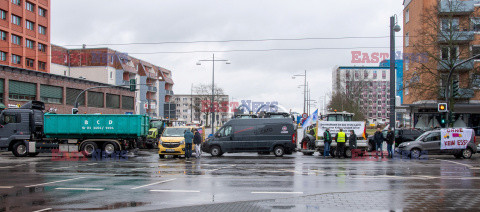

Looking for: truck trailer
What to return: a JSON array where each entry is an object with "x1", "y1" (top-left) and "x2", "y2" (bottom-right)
[{"x1": 0, "y1": 101, "x2": 149, "y2": 157}]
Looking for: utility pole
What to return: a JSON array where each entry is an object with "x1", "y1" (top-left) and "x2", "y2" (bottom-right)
[
  {"x1": 293, "y1": 70, "x2": 307, "y2": 114},
  {"x1": 390, "y1": 15, "x2": 401, "y2": 130},
  {"x1": 190, "y1": 83, "x2": 193, "y2": 123}
]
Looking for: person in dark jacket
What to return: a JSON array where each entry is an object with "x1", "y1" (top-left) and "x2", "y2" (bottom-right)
[
  {"x1": 348, "y1": 130, "x2": 357, "y2": 150},
  {"x1": 373, "y1": 127, "x2": 385, "y2": 158},
  {"x1": 184, "y1": 130, "x2": 194, "y2": 159},
  {"x1": 386, "y1": 128, "x2": 395, "y2": 158},
  {"x1": 323, "y1": 128, "x2": 332, "y2": 158},
  {"x1": 193, "y1": 129, "x2": 203, "y2": 158}
]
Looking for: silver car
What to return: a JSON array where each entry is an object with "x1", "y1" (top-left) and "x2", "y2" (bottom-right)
[{"x1": 396, "y1": 130, "x2": 477, "y2": 159}]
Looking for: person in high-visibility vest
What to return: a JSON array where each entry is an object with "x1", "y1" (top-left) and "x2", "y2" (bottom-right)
[{"x1": 335, "y1": 128, "x2": 347, "y2": 158}]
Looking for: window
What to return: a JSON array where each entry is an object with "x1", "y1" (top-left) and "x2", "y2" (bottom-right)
[
  {"x1": 106, "y1": 94, "x2": 120, "y2": 109},
  {"x1": 9, "y1": 80, "x2": 36, "y2": 101},
  {"x1": 0, "y1": 79, "x2": 3, "y2": 103},
  {"x1": 405, "y1": 33, "x2": 409, "y2": 46},
  {"x1": 405, "y1": 61, "x2": 409, "y2": 70},
  {"x1": 473, "y1": 74, "x2": 480, "y2": 89},
  {"x1": 122, "y1": 96, "x2": 134, "y2": 110},
  {"x1": 26, "y1": 20, "x2": 34, "y2": 30},
  {"x1": 473, "y1": 46, "x2": 480, "y2": 57},
  {"x1": 25, "y1": 58, "x2": 33, "y2": 67},
  {"x1": 38, "y1": 61, "x2": 45, "y2": 70},
  {"x1": 0, "y1": 9, "x2": 6, "y2": 20},
  {"x1": 405, "y1": 9, "x2": 409, "y2": 23},
  {"x1": 88, "y1": 91, "x2": 104, "y2": 108},
  {"x1": 38, "y1": 7, "x2": 46, "y2": 17},
  {"x1": 38, "y1": 25, "x2": 46, "y2": 35},
  {"x1": 441, "y1": 18, "x2": 459, "y2": 32},
  {"x1": 441, "y1": 46, "x2": 458, "y2": 60},
  {"x1": 183, "y1": 98, "x2": 187, "y2": 101},
  {"x1": 11, "y1": 0, "x2": 21, "y2": 6},
  {"x1": 38, "y1": 43, "x2": 46, "y2": 52},
  {"x1": 11, "y1": 54, "x2": 21, "y2": 64},
  {"x1": 11, "y1": 34, "x2": 21, "y2": 45},
  {"x1": 26, "y1": 1, "x2": 34, "y2": 12},
  {"x1": 11, "y1": 15, "x2": 21, "y2": 26},
  {"x1": 0, "y1": 31, "x2": 5, "y2": 40},
  {"x1": 0, "y1": 51, "x2": 6, "y2": 61},
  {"x1": 26, "y1": 39, "x2": 34, "y2": 49},
  {"x1": 40, "y1": 85, "x2": 62, "y2": 104},
  {"x1": 382, "y1": 70, "x2": 386, "y2": 79},
  {"x1": 66, "y1": 88, "x2": 85, "y2": 106},
  {"x1": 473, "y1": 18, "x2": 480, "y2": 32}
]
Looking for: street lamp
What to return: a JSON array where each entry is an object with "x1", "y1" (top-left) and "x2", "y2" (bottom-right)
[
  {"x1": 389, "y1": 15, "x2": 401, "y2": 131},
  {"x1": 293, "y1": 70, "x2": 307, "y2": 114},
  {"x1": 197, "y1": 54, "x2": 230, "y2": 136}
]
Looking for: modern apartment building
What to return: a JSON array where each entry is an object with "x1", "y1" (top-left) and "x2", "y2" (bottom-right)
[
  {"x1": 403, "y1": 0, "x2": 480, "y2": 130},
  {"x1": 333, "y1": 66, "x2": 392, "y2": 125},
  {"x1": 50, "y1": 45, "x2": 174, "y2": 118},
  {"x1": 173, "y1": 94, "x2": 230, "y2": 126},
  {"x1": 0, "y1": 0, "x2": 50, "y2": 72}
]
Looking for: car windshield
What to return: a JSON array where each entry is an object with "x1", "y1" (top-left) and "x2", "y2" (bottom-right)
[
  {"x1": 162, "y1": 128, "x2": 190, "y2": 137},
  {"x1": 414, "y1": 131, "x2": 430, "y2": 142},
  {"x1": 269, "y1": 114, "x2": 286, "y2": 118},
  {"x1": 150, "y1": 121, "x2": 164, "y2": 128}
]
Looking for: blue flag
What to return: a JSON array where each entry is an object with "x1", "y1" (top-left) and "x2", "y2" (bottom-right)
[{"x1": 302, "y1": 109, "x2": 318, "y2": 129}]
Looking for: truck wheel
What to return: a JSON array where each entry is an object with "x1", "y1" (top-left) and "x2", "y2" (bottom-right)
[
  {"x1": 12, "y1": 141, "x2": 28, "y2": 157},
  {"x1": 367, "y1": 142, "x2": 374, "y2": 152},
  {"x1": 330, "y1": 148, "x2": 336, "y2": 158},
  {"x1": 210, "y1": 146, "x2": 223, "y2": 157},
  {"x1": 274, "y1": 146, "x2": 285, "y2": 157},
  {"x1": 344, "y1": 148, "x2": 352, "y2": 158},
  {"x1": 103, "y1": 142, "x2": 119, "y2": 155},
  {"x1": 81, "y1": 142, "x2": 98, "y2": 157}
]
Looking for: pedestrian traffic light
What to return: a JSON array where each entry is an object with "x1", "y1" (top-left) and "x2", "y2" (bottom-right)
[
  {"x1": 72, "y1": 108, "x2": 78, "y2": 114},
  {"x1": 452, "y1": 80, "x2": 459, "y2": 97},
  {"x1": 129, "y1": 79, "x2": 136, "y2": 91},
  {"x1": 438, "y1": 103, "x2": 448, "y2": 112}
]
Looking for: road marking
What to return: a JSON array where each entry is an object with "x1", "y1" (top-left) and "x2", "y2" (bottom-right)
[
  {"x1": 150, "y1": 189, "x2": 200, "y2": 193},
  {"x1": 131, "y1": 178, "x2": 176, "y2": 190},
  {"x1": 55, "y1": 188, "x2": 104, "y2": 191},
  {"x1": 0, "y1": 186, "x2": 13, "y2": 189},
  {"x1": 33, "y1": 208, "x2": 52, "y2": 212},
  {"x1": 437, "y1": 159, "x2": 474, "y2": 168},
  {"x1": 251, "y1": 191, "x2": 304, "y2": 194},
  {"x1": 52, "y1": 167, "x2": 70, "y2": 170},
  {"x1": 25, "y1": 177, "x2": 85, "y2": 188}
]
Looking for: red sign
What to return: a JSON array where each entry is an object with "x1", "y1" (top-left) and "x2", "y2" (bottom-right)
[{"x1": 302, "y1": 113, "x2": 308, "y2": 119}]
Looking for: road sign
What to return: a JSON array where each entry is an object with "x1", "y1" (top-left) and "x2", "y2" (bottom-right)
[
  {"x1": 302, "y1": 113, "x2": 308, "y2": 119},
  {"x1": 395, "y1": 108, "x2": 407, "y2": 113},
  {"x1": 144, "y1": 103, "x2": 148, "y2": 109}
]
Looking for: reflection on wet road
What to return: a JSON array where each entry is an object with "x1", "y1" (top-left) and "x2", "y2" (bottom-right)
[{"x1": 1, "y1": 151, "x2": 480, "y2": 211}]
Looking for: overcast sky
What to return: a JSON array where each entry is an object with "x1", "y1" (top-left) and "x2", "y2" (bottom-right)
[{"x1": 51, "y1": 0, "x2": 404, "y2": 114}]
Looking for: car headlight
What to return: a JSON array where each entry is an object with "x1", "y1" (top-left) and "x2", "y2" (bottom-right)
[{"x1": 180, "y1": 140, "x2": 185, "y2": 145}]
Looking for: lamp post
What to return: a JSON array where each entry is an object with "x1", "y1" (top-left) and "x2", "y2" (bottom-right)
[
  {"x1": 389, "y1": 15, "x2": 401, "y2": 131},
  {"x1": 197, "y1": 54, "x2": 230, "y2": 135},
  {"x1": 293, "y1": 70, "x2": 307, "y2": 114}
]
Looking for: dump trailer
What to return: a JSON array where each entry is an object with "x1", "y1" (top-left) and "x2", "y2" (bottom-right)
[{"x1": 0, "y1": 101, "x2": 149, "y2": 157}]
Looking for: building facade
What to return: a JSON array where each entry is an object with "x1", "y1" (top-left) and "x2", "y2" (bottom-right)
[
  {"x1": 0, "y1": 65, "x2": 135, "y2": 114},
  {"x1": 403, "y1": 0, "x2": 480, "y2": 131},
  {"x1": 173, "y1": 94, "x2": 230, "y2": 126},
  {"x1": 0, "y1": 0, "x2": 50, "y2": 72},
  {"x1": 333, "y1": 66, "x2": 392, "y2": 125},
  {"x1": 50, "y1": 45, "x2": 174, "y2": 118}
]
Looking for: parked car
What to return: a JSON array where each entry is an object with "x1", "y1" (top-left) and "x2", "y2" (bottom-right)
[
  {"x1": 201, "y1": 118, "x2": 296, "y2": 157},
  {"x1": 396, "y1": 130, "x2": 477, "y2": 159},
  {"x1": 368, "y1": 128, "x2": 424, "y2": 151}
]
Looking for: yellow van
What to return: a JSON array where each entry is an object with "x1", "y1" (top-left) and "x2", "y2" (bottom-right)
[{"x1": 158, "y1": 126, "x2": 205, "y2": 158}]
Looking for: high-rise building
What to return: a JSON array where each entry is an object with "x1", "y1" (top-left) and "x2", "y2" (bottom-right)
[
  {"x1": 0, "y1": 0, "x2": 50, "y2": 72},
  {"x1": 172, "y1": 94, "x2": 230, "y2": 126}
]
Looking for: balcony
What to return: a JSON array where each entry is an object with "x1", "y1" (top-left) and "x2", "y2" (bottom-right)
[
  {"x1": 147, "y1": 86, "x2": 157, "y2": 92},
  {"x1": 438, "y1": 59, "x2": 474, "y2": 71},
  {"x1": 166, "y1": 90, "x2": 174, "y2": 96},
  {"x1": 438, "y1": 31, "x2": 474, "y2": 43},
  {"x1": 438, "y1": 0, "x2": 475, "y2": 15}
]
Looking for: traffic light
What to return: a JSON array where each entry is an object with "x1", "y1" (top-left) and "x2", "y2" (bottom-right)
[
  {"x1": 452, "y1": 80, "x2": 459, "y2": 98},
  {"x1": 438, "y1": 103, "x2": 448, "y2": 112},
  {"x1": 129, "y1": 79, "x2": 136, "y2": 91},
  {"x1": 72, "y1": 108, "x2": 78, "y2": 114},
  {"x1": 440, "y1": 113, "x2": 446, "y2": 124}
]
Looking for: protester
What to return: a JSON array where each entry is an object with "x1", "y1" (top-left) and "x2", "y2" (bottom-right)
[
  {"x1": 184, "y1": 129, "x2": 194, "y2": 159},
  {"x1": 323, "y1": 128, "x2": 332, "y2": 158},
  {"x1": 373, "y1": 127, "x2": 385, "y2": 158},
  {"x1": 386, "y1": 128, "x2": 395, "y2": 158},
  {"x1": 335, "y1": 128, "x2": 347, "y2": 158},
  {"x1": 193, "y1": 129, "x2": 202, "y2": 158},
  {"x1": 349, "y1": 130, "x2": 357, "y2": 150}
]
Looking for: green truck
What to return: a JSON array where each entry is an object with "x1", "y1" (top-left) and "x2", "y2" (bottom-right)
[{"x1": 0, "y1": 101, "x2": 149, "y2": 157}]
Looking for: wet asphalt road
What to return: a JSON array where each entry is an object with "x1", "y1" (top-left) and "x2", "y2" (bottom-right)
[{"x1": 2, "y1": 150, "x2": 480, "y2": 211}]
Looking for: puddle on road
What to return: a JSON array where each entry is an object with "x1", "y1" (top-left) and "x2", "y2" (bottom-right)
[{"x1": 63, "y1": 201, "x2": 149, "y2": 210}]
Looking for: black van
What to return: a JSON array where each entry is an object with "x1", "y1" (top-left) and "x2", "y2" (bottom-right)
[{"x1": 201, "y1": 118, "x2": 296, "y2": 157}]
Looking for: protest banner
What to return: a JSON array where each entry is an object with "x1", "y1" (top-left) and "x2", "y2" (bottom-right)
[
  {"x1": 440, "y1": 128, "x2": 473, "y2": 150},
  {"x1": 317, "y1": 121, "x2": 365, "y2": 138}
]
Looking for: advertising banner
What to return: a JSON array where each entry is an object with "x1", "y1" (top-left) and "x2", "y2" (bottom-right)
[
  {"x1": 317, "y1": 121, "x2": 365, "y2": 138},
  {"x1": 440, "y1": 128, "x2": 473, "y2": 150}
]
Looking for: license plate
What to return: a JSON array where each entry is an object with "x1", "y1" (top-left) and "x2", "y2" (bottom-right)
[{"x1": 166, "y1": 149, "x2": 175, "y2": 152}]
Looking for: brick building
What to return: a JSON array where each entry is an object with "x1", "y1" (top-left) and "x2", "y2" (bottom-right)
[
  {"x1": 0, "y1": 65, "x2": 135, "y2": 114},
  {"x1": 0, "y1": 0, "x2": 50, "y2": 72},
  {"x1": 50, "y1": 45, "x2": 174, "y2": 118},
  {"x1": 403, "y1": 0, "x2": 480, "y2": 130}
]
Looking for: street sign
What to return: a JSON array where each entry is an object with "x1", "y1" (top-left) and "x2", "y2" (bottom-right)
[
  {"x1": 395, "y1": 108, "x2": 407, "y2": 113},
  {"x1": 302, "y1": 113, "x2": 308, "y2": 119},
  {"x1": 144, "y1": 103, "x2": 148, "y2": 109}
]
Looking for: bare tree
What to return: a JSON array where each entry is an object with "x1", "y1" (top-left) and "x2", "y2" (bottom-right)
[
  {"x1": 329, "y1": 71, "x2": 369, "y2": 121},
  {"x1": 404, "y1": 0, "x2": 480, "y2": 118},
  {"x1": 192, "y1": 84, "x2": 226, "y2": 127}
]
